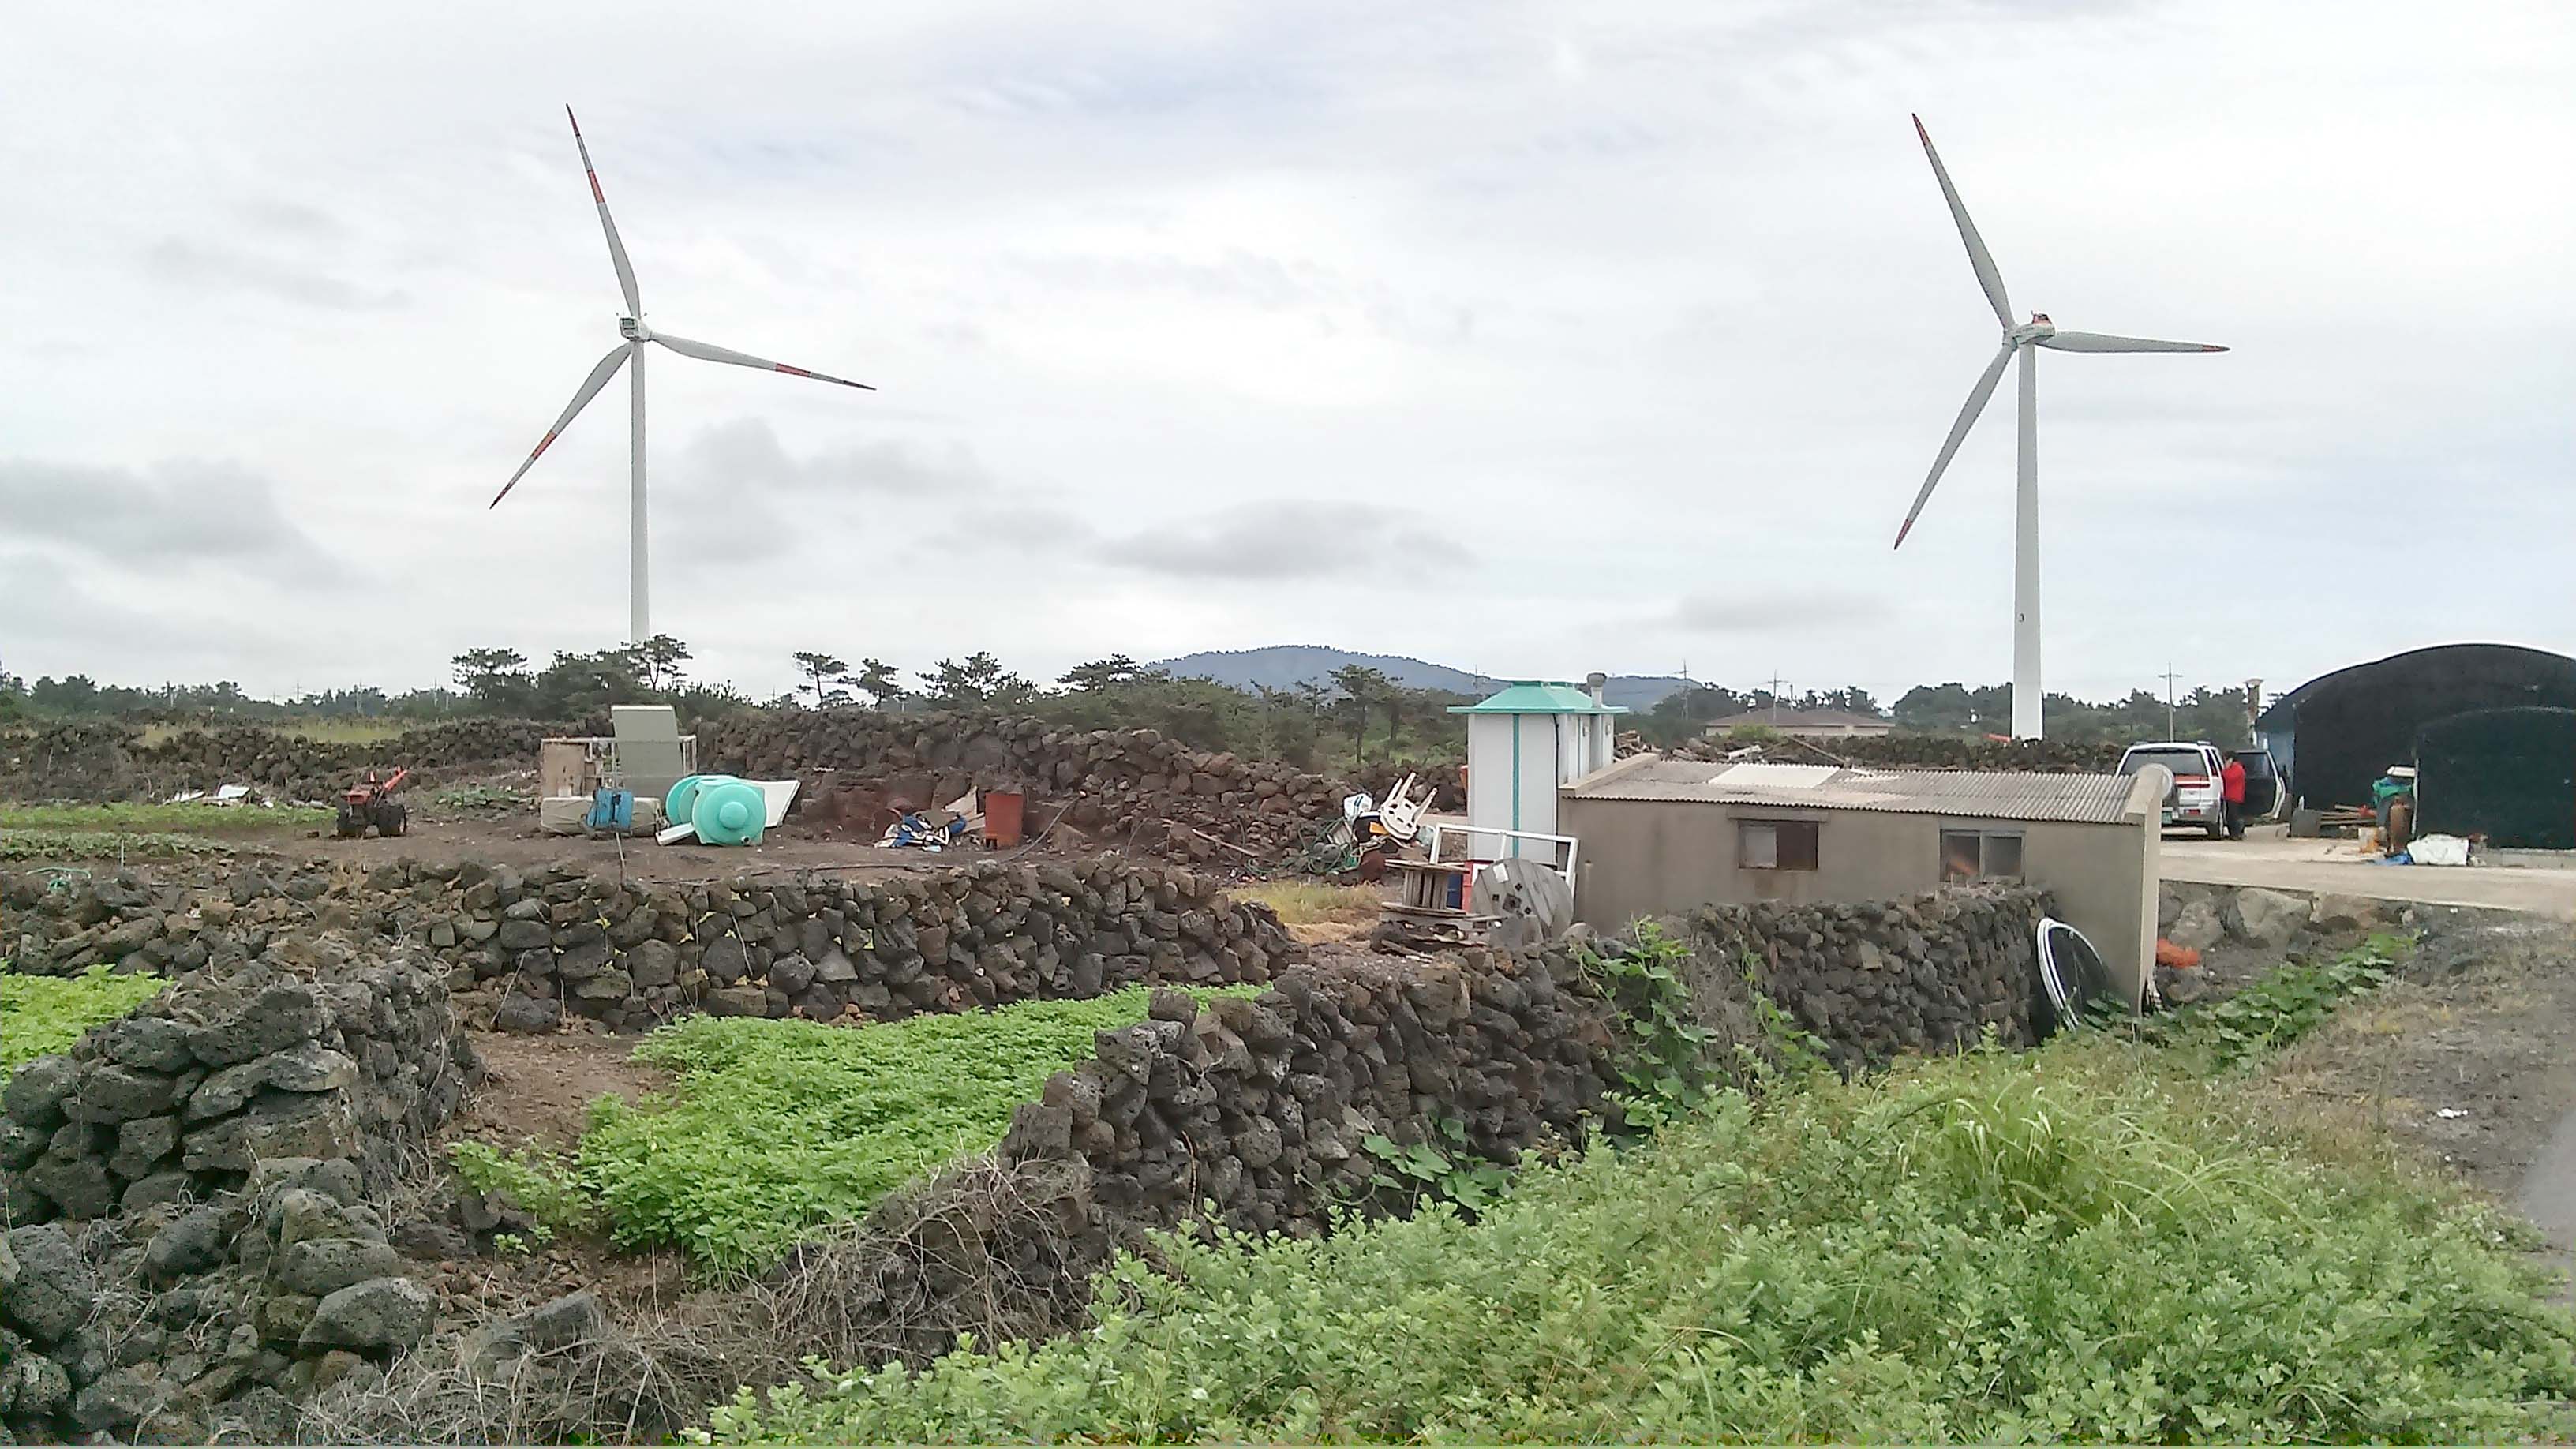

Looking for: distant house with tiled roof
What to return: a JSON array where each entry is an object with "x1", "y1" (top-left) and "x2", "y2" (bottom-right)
[{"x1": 1705, "y1": 708, "x2": 1894, "y2": 742}]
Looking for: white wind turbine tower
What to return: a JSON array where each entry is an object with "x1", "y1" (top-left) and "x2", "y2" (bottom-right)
[
  {"x1": 1894, "y1": 115, "x2": 2226, "y2": 739},
  {"x1": 491, "y1": 107, "x2": 874, "y2": 643}
]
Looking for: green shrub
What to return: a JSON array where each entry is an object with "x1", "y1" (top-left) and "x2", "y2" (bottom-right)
[
  {"x1": 2, "y1": 966, "x2": 167, "y2": 1080},
  {"x1": 699, "y1": 1043, "x2": 2576, "y2": 1444},
  {"x1": 1574, "y1": 921, "x2": 1718, "y2": 1129},
  {"x1": 578, "y1": 987, "x2": 1248, "y2": 1271}
]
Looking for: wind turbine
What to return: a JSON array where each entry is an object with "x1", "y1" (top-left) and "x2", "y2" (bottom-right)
[
  {"x1": 491, "y1": 107, "x2": 874, "y2": 644},
  {"x1": 1893, "y1": 114, "x2": 2226, "y2": 740}
]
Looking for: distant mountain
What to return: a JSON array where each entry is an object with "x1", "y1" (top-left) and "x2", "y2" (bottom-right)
[{"x1": 1149, "y1": 645, "x2": 1691, "y2": 713}]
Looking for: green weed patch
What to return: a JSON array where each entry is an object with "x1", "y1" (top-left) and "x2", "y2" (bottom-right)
[
  {"x1": 2147, "y1": 934, "x2": 2404, "y2": 1073},
  {"x1": 0, "y1": 801, "x2": 330, "y2": 834},
  {"x1": 0, "y1": 829, "x2": 244, "y2": 862},
  {"x1": 702, "y1": 1040, "x2": 2576, "y2": 1443},
  {"x1": 572, "y1": 987, "x2": 1248, "y2": 1272},
  {"x1": 2, "y1": 965, "x2": 167, "y2": 1081}
]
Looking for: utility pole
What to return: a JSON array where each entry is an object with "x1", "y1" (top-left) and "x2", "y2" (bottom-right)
[
  {"x1": 2158, "y1": 664, "x2": 2183, "y2": 739},
  {"x1": 1767, "y1": 671, "x2": 1788, "y2": 726}
]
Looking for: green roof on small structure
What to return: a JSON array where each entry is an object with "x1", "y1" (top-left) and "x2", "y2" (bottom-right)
[{"x1": 1448, "y1": 681, "x2": 1629, "y2": 716}]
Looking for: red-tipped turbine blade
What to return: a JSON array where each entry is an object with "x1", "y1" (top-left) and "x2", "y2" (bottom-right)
[
  {"x1": 490, "y1": 345, "x2": 630, "y2": 507},
  {"x1": 650, "y1": 331, "x2": 874, "y2": 390},
  {"x1": 567, "y1": 107, "x2": 642, "y2": 316}
]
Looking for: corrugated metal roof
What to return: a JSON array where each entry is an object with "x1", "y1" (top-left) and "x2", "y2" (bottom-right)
[
  {"x1": 1449, "y1": 681, "x2": 1628, "y2": 716},
  {"x1": 1564, "y1": 756, "x2": 2149, "y2": 824}
]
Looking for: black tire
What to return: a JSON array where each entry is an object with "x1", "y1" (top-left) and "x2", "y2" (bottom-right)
[
  {"x1": 376, "y1": 802, "x2": 407, "y2": 838},
  {"x1": 2204, "y1": 820, "x2": 2225, "y2": 839},
  {"x1": 335, "y1": 807, "x2": 363, "y2": 840}
]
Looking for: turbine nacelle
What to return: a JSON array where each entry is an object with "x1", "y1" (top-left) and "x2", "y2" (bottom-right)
[
  {"x1": 2009, "y1": 314, "x2": 2055, "y2": 344},
  {"x1": 617, "y1": 316, "x2": 652, "y2": 343}
]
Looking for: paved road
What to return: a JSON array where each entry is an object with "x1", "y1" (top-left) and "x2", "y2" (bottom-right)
[{"x1": 2162, "y1": 827, "x2": 2576, "y2": 918}]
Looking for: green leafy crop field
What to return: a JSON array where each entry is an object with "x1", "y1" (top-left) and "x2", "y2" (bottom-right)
[
  {"x1": 2, "y1": 965, "x2": 167, "y2": 1081},
  {"x1": 0, "y1": 801, "x2": 331, "y2": 834},
  {"x1": 566, "y1": 987, "x2": 1249, "y2": 1272}
]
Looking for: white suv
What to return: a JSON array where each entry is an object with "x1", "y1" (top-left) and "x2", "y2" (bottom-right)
[{"x1": 2118, "y1": 741, "x2": 2228, "y2": 837}]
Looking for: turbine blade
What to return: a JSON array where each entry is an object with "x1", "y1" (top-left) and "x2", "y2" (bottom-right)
[
  {"x1": 2038, "y1": 330, "x2": 2229, "y2": 354},
  {"x1": 489, "y1": 345, "x2": 631, "y2": 508},
  {"x1": 651, "y1": 331, "x2": 874, "y2": 390},
  {"x1": 1912, "y1": 114, "x2": 2012, "y2": 330},
  {"x1": 1895, "y1": 343, "x2": 2015, "y2": 549},
  {"x1": 567, "y1": 107, "x2": 642, "y2": 316}
]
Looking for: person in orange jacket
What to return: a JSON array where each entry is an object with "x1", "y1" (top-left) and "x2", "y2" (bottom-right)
[{"x1": 2220, "y1": 754, "x2": 2248, "y2": 840}]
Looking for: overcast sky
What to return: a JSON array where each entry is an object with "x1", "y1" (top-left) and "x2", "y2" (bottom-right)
[{"x1": 5, "y1": 0, "x2": 2570, "y2": 707}]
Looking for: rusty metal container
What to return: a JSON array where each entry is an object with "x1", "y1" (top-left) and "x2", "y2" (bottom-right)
[{"x1": 983, "y1": 789, "x2": 1026, "y2": 848}]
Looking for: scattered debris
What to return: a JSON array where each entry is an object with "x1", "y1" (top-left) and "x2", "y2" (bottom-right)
[{"x1": 2410, "y1": 833, "x2": 2473, "y2": 867}]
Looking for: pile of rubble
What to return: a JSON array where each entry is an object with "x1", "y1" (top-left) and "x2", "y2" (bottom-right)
[{"x1": 710, "y1": 712, "x2": 1358, "y2": 862}]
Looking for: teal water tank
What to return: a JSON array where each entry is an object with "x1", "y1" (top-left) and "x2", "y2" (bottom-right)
[
  {"x1": 665, "y1": 774, "x2": 707, "y2": 826},
  {"x1": 693, "y1": 777, "x2": 766, "y2": 846}
]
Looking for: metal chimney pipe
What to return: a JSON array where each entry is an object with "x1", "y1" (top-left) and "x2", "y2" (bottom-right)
[{"x1": 1586, "y1": 671, "x2": 1607, "y2": 706}]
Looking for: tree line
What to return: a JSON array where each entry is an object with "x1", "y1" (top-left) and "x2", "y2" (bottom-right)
[
  {"x1": 1636, "y1": 681, "x2": 2258, "y2": 749},
  {"x1": 3, "y1": 646, "x2": 2258, "y2": 758}
]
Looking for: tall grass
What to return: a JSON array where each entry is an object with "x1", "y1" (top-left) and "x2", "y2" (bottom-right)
[{"x1": 1226, "y1": 880, "x2": 1382, "y2": 927}]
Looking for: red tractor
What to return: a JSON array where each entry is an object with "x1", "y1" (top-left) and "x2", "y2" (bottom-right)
[{"x1": 336, "y1": 768, "x2": 411, "y2": 839}]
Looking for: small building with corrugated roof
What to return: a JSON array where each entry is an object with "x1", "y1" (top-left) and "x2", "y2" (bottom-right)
[{"x1": 1561, "y1": 754, "x2": 2163, "y2": 1006}]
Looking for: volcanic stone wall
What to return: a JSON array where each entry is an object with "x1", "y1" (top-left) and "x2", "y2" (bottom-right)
[
  {"x1": 452, "y1": 856, "x2": 1302, "y2": 1035},
  {"x1": 2, "y1": 956, "x2": 477, "y2": 1441},
  {"x1": 1001, "y1": 953, "x2": 1614, "y2": 1239},
  {"x1": 3, "y1": 855, "x2": 1303, "y2": 1036},
  {"x1": 1621, "y1": 729, "x2": 2123, "y2": 773},
  {"x1": 0, "y1": 718, "x2": 586, "y2": 803},
  {"x1": 3, "y1": 956, "x2": 474, "y2": 1225},
  {"x1": 1675, "y1": 886, "x2": 2048, "y2": 1068},
  {"x1": 708, "y1": 711, "x2": 1351, "y2": 859}
]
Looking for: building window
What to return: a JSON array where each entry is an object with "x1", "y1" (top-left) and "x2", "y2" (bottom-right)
[
  {"x1": 1739, "y1": 818, "x2": 1819, "y2": 871},
  {"x1": 1941, "y1": 828, "x2": 2024, "y2": 882}
]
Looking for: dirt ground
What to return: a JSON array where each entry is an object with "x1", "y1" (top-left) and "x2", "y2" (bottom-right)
[
  {"x1": 430, "y1": 1031, "x2": 698, "y2": 1317},
  {"x1": 448, "y1": 1029, "x2": 673, "y2": 1155},
  {"x1": 2251, "y1": 909, "x2": 2576, "y2": 1294}
]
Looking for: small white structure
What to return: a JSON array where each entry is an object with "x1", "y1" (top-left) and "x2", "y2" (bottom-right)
[{"x1": 1450, "y1": 675, "x2": 1626, "y2": 860}]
